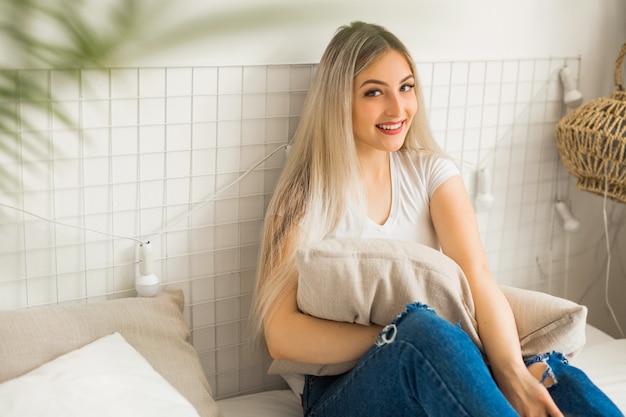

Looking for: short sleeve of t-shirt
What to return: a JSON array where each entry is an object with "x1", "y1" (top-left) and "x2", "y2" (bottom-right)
[{"x1": 397, "y1": 150, "x2": 460, "y2": 200}]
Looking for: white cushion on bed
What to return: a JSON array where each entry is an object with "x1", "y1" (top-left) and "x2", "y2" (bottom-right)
[
  {"x1": 0, "y1": 290, "x2": 220, "y2": 417},
  {"x1": 571, "y1": 338, "x2": 626, "y2": 413},
  {"x1": 0, "y1": 332, "x2": 201, "y2": 417}
]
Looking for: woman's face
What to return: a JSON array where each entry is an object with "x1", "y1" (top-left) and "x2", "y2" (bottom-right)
[{"x1": 352, "y1": 49, "x2": 417, "y2": 155}]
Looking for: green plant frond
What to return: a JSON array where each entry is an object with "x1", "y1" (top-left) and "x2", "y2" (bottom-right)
[
  {"x1": 0, "y1": 0, "x2": 331, "y2": 193},
  {"x1": 2, "y1": 0, "x2": 144, "y2": 69},
  {"x1": 0, "y1": 81, "x2": 19, "y2": 101},
  {"x1": 0, "y1": 127, "x2": 50, "y2": 164},
  {"x1": 126, "y1": 3, "x2": 332, "y2": 58},
  {"x1": 0, "y1": 70, "x2": 76, "y2": 136},
  {"x1": 0, "y1": 103, "x2": 19, "y2": 120},
  {"x1": 0, "y1": 22, "x2": 74, "y2": 68},
  {"x1": 0, "y1": 112, "x2": 19, "y2": 135},
  {"x1": 0, "y1": 132, "x2": 21, "y2": 162},
  {"x1": 108, "y1": 0, "x2": 146, "y2": 33},
  {"x1": 15, "y1": 76, "x2": 50, "y2": 103},
  {"x1": 17, "y1": 5, "x2": 109, "y2": 68},
  {"x1": 49, "y1": 11, "x2": 114, "y2": 66},
  {"x1": 0, "y1": 164, "x2": 23, "y2": 193}
]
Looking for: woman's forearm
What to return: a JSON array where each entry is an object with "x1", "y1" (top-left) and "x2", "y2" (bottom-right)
[
  {"x1": 470, "y1": 279, "x2": 528, "y2": 383},
  {"x1": 265, "y1": 288, "x2": 382, "y2": 365}
]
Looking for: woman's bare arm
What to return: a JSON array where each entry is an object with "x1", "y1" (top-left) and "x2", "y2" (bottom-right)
[
  {"x1": 264, "y1": 284, "x2": 382, "y2": 364},
  {"x1": 430, "y1": 175, "x2": 563, "y2": 417}
]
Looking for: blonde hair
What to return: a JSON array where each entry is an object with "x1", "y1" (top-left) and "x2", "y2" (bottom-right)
[{"x1": 249, "y1": 21, "x2": 441, "y2": 345}]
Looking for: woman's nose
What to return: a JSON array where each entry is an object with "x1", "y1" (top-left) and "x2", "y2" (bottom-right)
[{"x1": 385, "y1": 92, "x2": 402, "y2": 116}]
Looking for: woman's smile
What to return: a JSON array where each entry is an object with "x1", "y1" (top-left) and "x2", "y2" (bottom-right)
[{"x1": 376, "y1": 120, "x2": 405, "y2": 135}]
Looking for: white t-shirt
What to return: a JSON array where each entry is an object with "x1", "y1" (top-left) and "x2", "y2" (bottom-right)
[
  {"x1": 283, "y1": 150, "x2": 460, "y2": 398},
  {"x1": 328, "y1": 150, "x2": 460, "y2": 247}
]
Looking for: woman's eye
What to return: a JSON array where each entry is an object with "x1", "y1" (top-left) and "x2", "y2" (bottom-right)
[
  {"x1": 400, "y1": 83, "x2": 415, "y2": 92},
  {"x1": 365, "y1": 89, "x2": 381, "y2": 97}
]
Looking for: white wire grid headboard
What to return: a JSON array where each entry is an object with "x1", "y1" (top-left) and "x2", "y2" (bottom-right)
[{"x1": 0, "y1": 56, "x2": 581, "y2": 398}]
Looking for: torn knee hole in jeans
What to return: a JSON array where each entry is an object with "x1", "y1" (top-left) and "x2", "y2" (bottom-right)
[
  {"x1": 376, "y1": 324, "x2": 397, "y2": 346},
  {"x1": 375, "y1": 302, "x2": 433, "y2": 347},
  {"x1": 528, "y1": 360, "x2": 557, "y2": 388},
  {"x1": 526, "y1": 352, "x2": 567, "y2": 388}
]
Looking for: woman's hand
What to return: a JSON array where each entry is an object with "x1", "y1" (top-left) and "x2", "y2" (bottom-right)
[{"x1": 497, "y1": 365, "x2": 564, "y2": 417}]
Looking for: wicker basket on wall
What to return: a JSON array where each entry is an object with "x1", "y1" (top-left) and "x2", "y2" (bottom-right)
[{"x1": 555, "y1": 41, "x2": 626, "y2": 203}]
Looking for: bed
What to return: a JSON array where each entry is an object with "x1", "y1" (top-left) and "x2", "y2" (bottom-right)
[{"x1": 0, "y1": 289, "x2": 623, "y2": 416}]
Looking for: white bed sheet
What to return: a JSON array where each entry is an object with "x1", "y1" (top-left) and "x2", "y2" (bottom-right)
[
  {"x1": 571, "y1": 325, "x2": 626, "y2": 413},
  {"x1": 217, "y1": 325, "x2": 626, "y2": 416},
  {"x1": 217, "y1": 390, "x2": 301, "y2": 417}
]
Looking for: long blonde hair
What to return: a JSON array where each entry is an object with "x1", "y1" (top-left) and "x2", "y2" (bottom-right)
[{"x1": 249, "y1": 21, "x2": 441, "y2": 345}]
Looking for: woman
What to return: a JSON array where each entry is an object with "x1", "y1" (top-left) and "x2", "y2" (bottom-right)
[{"x1": 250, "y1": 21, "x2": 622, "y2": 417}]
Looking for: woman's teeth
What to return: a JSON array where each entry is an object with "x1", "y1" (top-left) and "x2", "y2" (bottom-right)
[{"x1": 377, "y1": 122, "x2": 402, "y2": 130}]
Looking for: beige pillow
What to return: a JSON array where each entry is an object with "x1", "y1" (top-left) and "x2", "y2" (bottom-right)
[
  {"x1": 269, "y1": 238, "x2": 587, "y2": 376},
  {"x1": 0, "y1": 290, "x2": 222, "y2": 417}
]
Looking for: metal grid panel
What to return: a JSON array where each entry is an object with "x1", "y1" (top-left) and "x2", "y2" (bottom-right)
[{"x1": 0, "y1": 57, "x2": 580, "y2": 398}]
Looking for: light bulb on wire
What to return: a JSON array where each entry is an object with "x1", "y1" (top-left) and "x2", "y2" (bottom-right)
[
  {"x1": 555, "y1": 201, "x2": 581, "y2": 233},
  {"x1": 475, "y1": 168, "x2": 495, "y2": 212},
  {"x1": 136, "y1": 241, "x2": 161, "y2": 297},
  {"x1": 559, "y1": 66, "x2": 583, "y2": 109}
]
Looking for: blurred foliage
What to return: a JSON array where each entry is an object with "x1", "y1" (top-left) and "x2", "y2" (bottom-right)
[
  {"x1": 1, "y1": 0, "x2": 146, "y2": 68},
  {"x1": 0, "y1": 0, "x2": 328, "y2": 192}
]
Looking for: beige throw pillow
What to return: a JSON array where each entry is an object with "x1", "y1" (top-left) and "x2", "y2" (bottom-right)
[
  {"x1": 0, "y1": 290, "x2": 222, "y2": 417},
  {"x1": 269, "y1": 238, "x2": 587, "y2": 376}
]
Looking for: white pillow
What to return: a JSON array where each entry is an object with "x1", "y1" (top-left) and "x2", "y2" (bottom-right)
[
  {"x1": 0, "y1": 290, "x2": 220, "y2": 417},
  {"x1": 0, "y1": 333, "x2": 202, "y2": 417}
]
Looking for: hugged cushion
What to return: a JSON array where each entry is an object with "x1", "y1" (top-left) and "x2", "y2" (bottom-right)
[
  {"x1": 269, "y1": 238, "x2": 587, "y2": 376},
  {"x1": 0, "y1": 333, "x2": 201, "y2": 417},
  {"x1": 0, "y1": 290, "x2": 222, "y2": 417}
]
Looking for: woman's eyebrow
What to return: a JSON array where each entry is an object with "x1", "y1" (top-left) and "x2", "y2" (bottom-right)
[{"x1": 358, "y1": 74, "x2": 415, "y2": 89}]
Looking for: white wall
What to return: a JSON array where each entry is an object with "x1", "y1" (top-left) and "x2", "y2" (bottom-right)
[
  {"x1": 5, "y1": 0, "x2": 625, "y2": 96},
  {"x1": 134, "y1": 0, "x2": 626, "y2": 94},
  {"x1": 129, "y1": 0, "x2": 626, "y2": 335}
]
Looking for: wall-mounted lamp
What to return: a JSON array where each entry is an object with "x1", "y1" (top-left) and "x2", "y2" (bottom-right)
[
  {"x1": 136, "y1": 241, "x2": 161, "y2": 297},
  {"x1": 559, "y1": 66, "x2": 584, "y2": 109},
  {"x1": 475, "y1": 168, "x2": 495, "y2": 212},
  {"x1": 555, "y1": 201, "x2": 581, "y2": 233}
]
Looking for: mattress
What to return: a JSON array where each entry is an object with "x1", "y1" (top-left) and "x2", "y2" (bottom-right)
[{"x1": 217, "y1": 325, "x2": 626, "y2": 416}]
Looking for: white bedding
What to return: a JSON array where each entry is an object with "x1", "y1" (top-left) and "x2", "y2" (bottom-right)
[
  {"x1": 571, "y1": 326, "x2": 626, "y2": 412},
  {"x1": 217, "y1": 325, "x2": 626, "y2": 416},
  {"x1": 217, "y1": 390, "x2": 301, "y2": 417},
  {"x1": 0, "y1": 333, "x2": 201, "y2": 417}
]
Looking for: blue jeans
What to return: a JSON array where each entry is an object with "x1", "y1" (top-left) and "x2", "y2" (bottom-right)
[{"x1": 302, "y1": 303, "x2": 623, "y2": 417}]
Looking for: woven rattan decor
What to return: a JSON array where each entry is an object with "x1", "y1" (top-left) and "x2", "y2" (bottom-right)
[{"x1": 555, "y1": 42, "x2": 626, "y2": 203}]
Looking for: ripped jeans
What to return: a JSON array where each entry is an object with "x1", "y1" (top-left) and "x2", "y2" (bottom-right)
[{"x1": 302, "y1": 303, "x2": 623, "y2": 417}]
